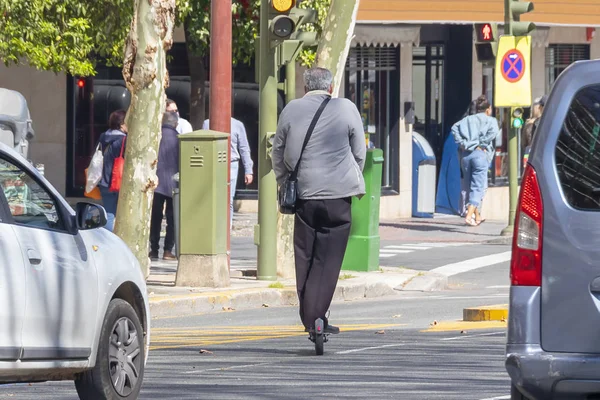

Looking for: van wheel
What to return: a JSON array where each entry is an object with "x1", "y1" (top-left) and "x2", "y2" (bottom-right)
[
  {"x1": 75, "y1": 299, "x2": 145, "y2": 400},
  {"x1": 511, "y1": 384, "x2": 531, "y2": 400}
]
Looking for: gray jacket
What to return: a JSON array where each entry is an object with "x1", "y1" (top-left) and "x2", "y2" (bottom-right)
[{"x1": 272, "y1": 91, "x2": 366, "y2": 200}]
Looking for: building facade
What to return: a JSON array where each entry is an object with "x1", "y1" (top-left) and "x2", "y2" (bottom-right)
[{"x1": 0, "y1": 0, "x2": 598, "y2": 220}]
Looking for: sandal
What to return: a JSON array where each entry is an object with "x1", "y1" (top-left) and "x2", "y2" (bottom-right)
[{"x1": 465, "y1": 218, "x2": 478, "y2": 227}]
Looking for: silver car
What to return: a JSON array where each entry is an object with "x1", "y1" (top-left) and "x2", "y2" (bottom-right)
[
  {"x1": 0, "y1": 143, "x2": 149, "y2": 399},
  {"x1": 506, "y1": 59, "x2": 600, "y2": 399}
]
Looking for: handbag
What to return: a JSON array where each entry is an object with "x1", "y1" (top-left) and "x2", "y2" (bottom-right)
[
  {"x1": 278, "y1": 97, "x2": 330, "y2": 214},
  {"x1": 85, "y1": 143, "x2": 103, "y2": 194},
  {"x1": 109, "y1": 138, "x2": 126, "y2": 193},
  {"x1": 83, "y1": 169, "x2": 102, "y2": 200}
]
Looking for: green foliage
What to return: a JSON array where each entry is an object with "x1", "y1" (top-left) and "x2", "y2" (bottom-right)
[
  {"x1": 297, "y1": 0, "x2": 331, "y2": 67},
  {"x1": 0, "y1": 0, "x2": 329, "y2": 75},
  {"x1": 0, "y1": 0, "x2": 132, "y2": 76}
]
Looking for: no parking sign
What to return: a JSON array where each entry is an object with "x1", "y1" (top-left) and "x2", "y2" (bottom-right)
[{"x1": 494, "y1": 36, "x2": 532, "y2": 107}]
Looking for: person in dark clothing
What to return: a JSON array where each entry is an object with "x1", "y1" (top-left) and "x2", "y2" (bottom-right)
[
  {"x1": 97, "y1": 109, "x2": 127, "y2": 232},
  {"x1": 272, "y1": 67, "x2": 366, "y2": 336},
  {"x1": 149, "y1": 111, "x2": 180, "y2": 261}
]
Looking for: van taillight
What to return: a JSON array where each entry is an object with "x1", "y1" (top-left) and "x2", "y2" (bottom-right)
[{"x1": 511, "y1": 165, "x2": 543, "y2": 286}]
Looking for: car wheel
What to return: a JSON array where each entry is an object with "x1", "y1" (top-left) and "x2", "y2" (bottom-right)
[
  {"x1": 511, "y1": 383, "x2": 531, "y2": 400},
  {"x1": 75, "y1": 299, "x2": 145, "y2": 400}
]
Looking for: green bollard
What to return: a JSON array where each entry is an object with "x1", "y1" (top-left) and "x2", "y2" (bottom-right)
[{"x1": 342, "y1": 148, "x2": 384, "y2": 272}]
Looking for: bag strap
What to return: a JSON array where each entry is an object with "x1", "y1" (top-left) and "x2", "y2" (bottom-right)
[
  {"x1": 118, "y1": 137, "x2": 126, "y2": 158},
  {"x1": 290, "y1": 96, "x2": 330, "y2": 180}
]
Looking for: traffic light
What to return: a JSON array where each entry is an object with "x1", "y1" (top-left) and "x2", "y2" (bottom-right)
[
  {"x1": 474, "y1": 23, "x2": 498, "y2": 63},
  {"x1": 506, "y1": 0, "x2": 536, "y2": 36},
  {"x1": 268, "y1": 1, "x2": 318, "y2": 47},
  {"x1": 511, "y1": 107, "x2": 524, "y2": 129}
]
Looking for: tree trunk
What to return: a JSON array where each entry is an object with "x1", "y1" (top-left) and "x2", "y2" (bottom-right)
[
  {"x1": 116, "y1": 0, "x2": 176, "y2": 277},
  {"x1": 315, "y1": 0, "x2": 361, "y2": 97},
  {"x1": 185, "y1": 23, "x2": 207, "y2": 130}
]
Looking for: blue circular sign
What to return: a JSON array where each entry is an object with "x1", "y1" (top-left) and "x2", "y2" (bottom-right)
[{"x1": 501, "y1": 49, "x2": 525, "y2": 83}]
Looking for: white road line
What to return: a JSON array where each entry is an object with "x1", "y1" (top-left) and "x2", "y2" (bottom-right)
[
  {"x1": 379, "y1": 254, "x2": 396, "y2": 258},
  {"x1": 380, "y1": 249, "x2": 413, "y2": 254},
  {"x1": 478, "y1": 396, "x2": 510, "y2": 400},
  {"x1": 486, "y1": 285, "x2": 510, "y2": 289},
  {"x1": 385, "y1": 245, "x2": 431, "y2": 250},
  {"x1": 336, "y1": 343, "x2": 406, "y2": 355},
  {"x1": 430, "y1": 251, "x2": 512, "y2": 277},
  {"x1": 440, "y1": 332, "x2": 506, "y2": 341},
  {"x1": 184, "y1": 362, "x2": 271, "y2": 374}
]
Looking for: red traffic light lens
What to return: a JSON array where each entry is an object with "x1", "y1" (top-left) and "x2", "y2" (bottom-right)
[
  {"x1": 475, "y1": 23, "x2": 494, "y2": 42},
  {"x1": 481, "y1": 24, "x2": 492, "y2": 41},
  {"x1": 77, "y1": 79, "x2": 85, "y2": 88}
]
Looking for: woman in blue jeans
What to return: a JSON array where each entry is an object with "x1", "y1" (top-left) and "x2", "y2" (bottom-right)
[
  {"x1": 97, "y1": 110, "x2": 127, "y2": 231},
  {"x1": 451, "y1": 95, "x2": 500, "y2": 226}
]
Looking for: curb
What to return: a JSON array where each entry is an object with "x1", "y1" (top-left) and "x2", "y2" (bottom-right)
[
  {"x1": 148, "y1": 269, "x2": 448, "y2": 318},
  {"x1": 463, "y1": 304, "x2": 509, "y2": 322}
]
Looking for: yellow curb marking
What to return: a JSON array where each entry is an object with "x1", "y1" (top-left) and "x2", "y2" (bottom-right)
[
  {"x1": 150, "y1": 324, "x2": 405, "y2": 351},
  {"x1": 421, "y1": 320, "x2": 507, "y2": 333},
  {"x1": 463, "y1": 304, "x2": 509, "y2": 322}
]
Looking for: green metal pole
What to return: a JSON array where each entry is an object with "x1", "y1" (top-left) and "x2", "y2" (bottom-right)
[
  {"x1": 502, "y1": 122, "x2": 519, "y2": 236},
  {"x1": 501, "y1": 0, "x2": 516, "y2": 236},
  {"x1": 286, "y1": 61, "x2": 296, "y2": 102},
  {"x1": 257, "y1": 0, "x2": 278, "y2": 280}
]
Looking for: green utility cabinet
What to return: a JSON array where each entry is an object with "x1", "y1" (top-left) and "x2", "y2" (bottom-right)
[
  {"x1": 342, "y1": 149, "x2": 384, "y2": 272},
  {"x1": 178, "y1": 131, "x2": 229, "y2": 255}
]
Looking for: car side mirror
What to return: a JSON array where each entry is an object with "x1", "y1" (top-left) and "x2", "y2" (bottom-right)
[{"x1": 76, "y1": 202, "x2": 107, "y2": 230}]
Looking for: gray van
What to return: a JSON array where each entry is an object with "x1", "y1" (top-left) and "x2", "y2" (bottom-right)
[{"x1": 506, "y1": 59, "x2": 600, "y2": 399}]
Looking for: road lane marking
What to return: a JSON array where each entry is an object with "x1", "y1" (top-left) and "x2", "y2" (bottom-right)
[
  {"x1": 336, "y1": 343, "x2": 406, "y2": 355},
  {"x1": 478, "y1": 396, "x2": 510, "y2": 400},
  {"x1": 385, "y1": 245, "x2": 432, "y2": 250},
  {"x1": 423, "y1": 320, "x2": 507, "y2": 333},
  {"x1": 185, "y1": 362, "x2": 272, "y2": 374},
  {"x1": 486, "y1": 285, "x2": 510, "y2": 289},
  {"x1": 379, "y1": 254, "x2": 396, "y2": 258},
  {"x1": 440, "y1": 331, "x2": 506, "y2": 341},
  {"x1": 380, "y1": 249, "x2": 413, "y2": 254},
  {"x1": 150, "y1": 324, "x2": 404, "y2": 351},
  {"x1": 430, "y1": 251, "x2": 512, "y2": 277}
]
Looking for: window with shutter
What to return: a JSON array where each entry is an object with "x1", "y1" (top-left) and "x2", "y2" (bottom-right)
[{"x1": 546, "y1": 44, "x2": 591, "y2": 92}]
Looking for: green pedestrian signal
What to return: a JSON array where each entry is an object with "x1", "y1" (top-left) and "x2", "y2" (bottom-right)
[
  {"x1": 512, "y1": 107, "x2": 524, "y2": 129},
  {"x1": 474, "y1": 23, "x2": 498, "y2": 64},
  {"x1": 506, "y1": 0, "x2": 536, "y2": 36}
]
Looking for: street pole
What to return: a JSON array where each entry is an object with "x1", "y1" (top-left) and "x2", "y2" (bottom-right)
[
  {"x1": 257, "y1": 0, "x2": 278, "y2": 280},
  {"x1": 275, "y1": 61, "x2": 297, "y2": 279},
  {"x1": 502, "y1": 120, "x2": 519, "y2": 236},
  {"x1": 501, "y1": 0, "x2": 517, "y2": 237},
  {"x1": 209, "y1": 0, "x2": 233, "y2": 266}
]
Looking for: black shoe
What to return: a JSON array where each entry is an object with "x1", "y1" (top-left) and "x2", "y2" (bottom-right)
[
  {"x1": 324, "y1": 324, "x2": 340, "y2": 334},
  {"x1": 148, "y1": 251, "x2": 159, "y2": 261},
  {"x1": 305, "y1": 323, "x2": 340, "y2": 334}
]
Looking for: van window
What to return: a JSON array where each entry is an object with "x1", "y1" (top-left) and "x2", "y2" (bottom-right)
[{"x1": 555, "y1": 85, "x2": 600, "y2": 211}]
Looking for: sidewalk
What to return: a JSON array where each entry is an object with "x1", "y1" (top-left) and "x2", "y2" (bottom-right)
[{"x1": 147, "y1": 212, "x2": 510, "y2": 318}]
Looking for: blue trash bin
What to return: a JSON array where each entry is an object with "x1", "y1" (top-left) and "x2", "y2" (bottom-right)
[{"x1": 412, "y1": 132, "x2": 437, "y2": 218}]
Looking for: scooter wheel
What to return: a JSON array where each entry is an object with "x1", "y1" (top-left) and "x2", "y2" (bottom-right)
[
  {"x1": 315, "y1": 333, "x2": 324, "y2": 355},
  {"x1": 314, "y1": 318, "x2": 325, "y2": 356}
]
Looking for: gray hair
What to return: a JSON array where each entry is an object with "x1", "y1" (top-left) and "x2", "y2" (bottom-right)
[
  {"x1": 163, "y1": 111, "x2": 178, "y2": 128},
  {"x1": 303, "y1": 67, "x2": 333, "y2": 92}
]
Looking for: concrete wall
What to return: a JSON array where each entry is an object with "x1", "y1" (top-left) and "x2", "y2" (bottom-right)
[
  {"x1": 0, "y1": 64, "x2": 67, "y2": 194},
  {"x1": 591, "y1": 30, "x2": 600, "y2": 60}
]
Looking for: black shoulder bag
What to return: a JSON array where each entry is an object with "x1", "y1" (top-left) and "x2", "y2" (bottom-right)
[{"x1": 278, "y1": 97, "x2": 330, "y2": 214}]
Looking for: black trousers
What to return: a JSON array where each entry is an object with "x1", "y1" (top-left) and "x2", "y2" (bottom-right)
[
  {"x1": 294, "y1": 198, "x2": 352, "y2": 330},
  {"x1": 150, "y1": 193, "x2": 175, "y2": 253}
]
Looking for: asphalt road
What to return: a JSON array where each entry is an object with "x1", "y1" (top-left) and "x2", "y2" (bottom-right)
[{"x1": 2, "y1": 261, "x2": 513, "y2": 400}]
